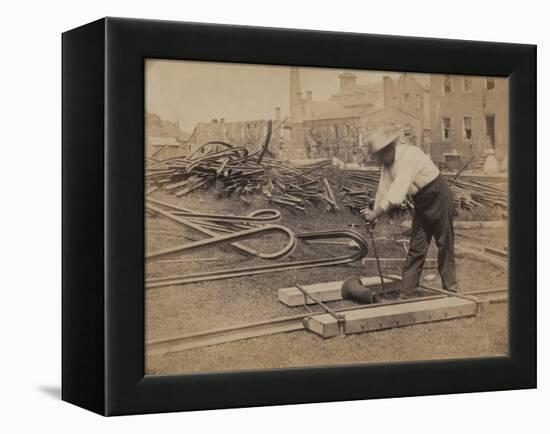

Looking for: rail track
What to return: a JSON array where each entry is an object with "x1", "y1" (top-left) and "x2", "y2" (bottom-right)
[{"x1": 146, "y1": 288, "x2": 507, "y2": 356}]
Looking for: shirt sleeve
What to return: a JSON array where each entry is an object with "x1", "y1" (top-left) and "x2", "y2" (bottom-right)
[
  {"x1": 374, "y1": 166, "x2": 391, "y2": 211},
  {"x1": 377, "y1": 148, "x2": 418, "y2": 211}
]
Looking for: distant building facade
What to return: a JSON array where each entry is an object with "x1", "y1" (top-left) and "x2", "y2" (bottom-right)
[
  {"x1": 187, "y1": 118, "x2": 269, "y2": 149},
  {"x1": 382, "y1": 74, "x2": 430, "y2": 150},
  {"x1": 294, "y1": 70, "x2": 425, "y2": 162},
  {"x1": 178, "y1": 69, "x2": 429, "y2": 163},
  {"x1": 302, "y1": 106, "x2": 421, "y2": 162},
  {"x1": 177, "y1": 69, "x2": 508, "y2": 167},
  {"x1": 429, "y1": 75, "x2": 508, "y2": 162},
  {"x1": 145, "y1": 112, "x2": 191, "y2": 159}
]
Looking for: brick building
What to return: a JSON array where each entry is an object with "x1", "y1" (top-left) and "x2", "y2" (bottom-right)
[
  {"x1": 297, "y1": 70, "x2": 424, "y2": 161},
  {"x1": 175, "y1": 69, "x2": 508, "y2": 168},
  {"x1": 382, "y1": 74, "x2": 430, "y2": 150},
  {"x1": 429, "y1": 75, "x2": 508, "y2": 163},
  {"x1": 302, "y1": 106, "x2": 420, "y2": 161}
]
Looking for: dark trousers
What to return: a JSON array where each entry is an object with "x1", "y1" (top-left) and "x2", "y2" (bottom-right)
[{"x1": 401, "y1": 175, "x2": 458, "y2": 292}]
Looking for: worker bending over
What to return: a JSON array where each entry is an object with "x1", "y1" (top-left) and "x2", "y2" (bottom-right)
[{"x1": 360, "y1": 129, "x2": 458, "y2": 295}]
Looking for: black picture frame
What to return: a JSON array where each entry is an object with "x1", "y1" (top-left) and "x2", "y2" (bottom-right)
[{"x1": 62, "y1": 17, "x2": 536, "y2": 416}]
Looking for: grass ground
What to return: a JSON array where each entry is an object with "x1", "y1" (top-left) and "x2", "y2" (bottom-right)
[{"x1": 144, "y1": 185, "x2": 507, "y2": 375}]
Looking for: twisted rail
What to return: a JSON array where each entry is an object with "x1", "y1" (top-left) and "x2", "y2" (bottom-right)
[{"x1": 146, "y1": 229, "x2": 369, "y2": 289}]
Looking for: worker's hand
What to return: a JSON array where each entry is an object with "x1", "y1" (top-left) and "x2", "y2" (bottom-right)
[{"x1": 360, "y1": 208, "x2": 377, "y2": 224}]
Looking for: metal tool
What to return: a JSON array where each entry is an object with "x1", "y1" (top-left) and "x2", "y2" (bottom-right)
[
  {"x1": 296, "y1": 284, "x2": 346, "y2": 336},
  {"x1": 365, "y1": 221, "x2": 387, "y2": 298},
  {"x1": 341, "y1": 276, "x2": 381, "y2": 304}
]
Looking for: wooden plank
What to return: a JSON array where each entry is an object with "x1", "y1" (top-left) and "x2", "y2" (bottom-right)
[
  {"x1": 278, "y1": 275, "x2": 401, "y2": 307},
  {"x1": 305, "y1": 296, "x2": 477, "y2": 338}
]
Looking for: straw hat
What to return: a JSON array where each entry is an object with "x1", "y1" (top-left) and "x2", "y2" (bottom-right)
[{"x1": 366, "y1": 128, "x2": 400, "y2": 153}]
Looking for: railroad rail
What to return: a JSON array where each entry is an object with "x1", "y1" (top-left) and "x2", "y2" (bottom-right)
[
  {"x1": 145, "y1": 229, "x2": 369, "y2": 288},
  {"x1": 146, "y1": 288, "x2": 508, "y2": 355}
]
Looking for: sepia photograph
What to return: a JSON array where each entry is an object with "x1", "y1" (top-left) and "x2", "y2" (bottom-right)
[{"x1": 144, "y1": 59, "x2": 508, "y2": 375}]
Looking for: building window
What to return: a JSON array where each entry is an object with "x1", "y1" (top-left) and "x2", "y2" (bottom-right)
[
  {"x1": 463, "y1": 77, "x2": 472, "y2": 92},
  {"x1": 442, "y1": 117, "x2": 451, "y2": 140},
  {"x1": 416, "y1": 94, "x2": 421, "y2": 109},
  {"x1": 463, "y1": 117, "x2": 472, "y2": 141},
  {"x1": 404, "y1": 92, "x2": 410, "y2": 101},
  {"x1": 486, "y1": 77, "x2": 495, "y2": 90},
  {"x1": 443, "y1": 75, "x2": 452, "y2": 94}
]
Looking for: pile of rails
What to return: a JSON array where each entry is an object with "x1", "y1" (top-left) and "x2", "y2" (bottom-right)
[
  {"x1": 448, "y1": 177, "x2": 507, "y2": 211},
  {"x1": 338, "y1": 169, "x2": 378, "y2": 211},
  {"x1": 146, "y1": 123, "x2": 361, "y2": 213},
  {"x1": 146, "y1": 149, "x2": 340, "y2": 212},
  {"x1": 339, "y1": 168, "x2": 507, "y2": 213},
  {"x1": 146, "y1": 126, "x2": 506, "y2": 214},
  {"x1": 261, "y1": 159, "x2": 337, "y2": 212}
]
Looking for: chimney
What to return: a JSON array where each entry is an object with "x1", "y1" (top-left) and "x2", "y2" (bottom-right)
[
  {"x1": 220, "y1": 118, "x2": 225, "y2": 124},
  {"x1": 339, "y1": 72, "x2": 357, "y2": 92},
  {"x1": 383, "y1": 76, "x2": 393, "y2": 108},
  {"x1": 275, "y1": 106, "x2": 281, "y2": 121},
  {"x1": 305, "y1": 91, "x2": 312, "y2": 118},
  {"x1": 289, "y1": 67, "x2": 302, "y2": 123}
]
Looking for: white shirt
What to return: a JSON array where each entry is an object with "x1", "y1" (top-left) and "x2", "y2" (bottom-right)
[{"x1": 374, "y1": 143, "x2": 440, "y2": 211}]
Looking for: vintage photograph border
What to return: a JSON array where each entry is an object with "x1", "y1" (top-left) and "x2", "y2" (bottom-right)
[{"x1": 62, "y1": 17, "x2": 536, "y2": 416}]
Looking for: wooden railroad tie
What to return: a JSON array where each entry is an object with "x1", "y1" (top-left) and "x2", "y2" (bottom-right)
[
  {"x1": 304, "y1": 296, "x2": 478, "y2": 338},
  {"x1": 278, "y1": 275, "x2": 402, "y2": 307}
]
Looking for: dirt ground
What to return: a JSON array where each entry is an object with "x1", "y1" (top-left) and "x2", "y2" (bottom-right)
[{"x1": 145, "y1": 186, "x2": 508, "y2": 375}]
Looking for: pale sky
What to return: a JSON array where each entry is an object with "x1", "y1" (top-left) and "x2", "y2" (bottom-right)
[{"x1": 145, "y1": 59, "x2": 424, "y2": 133}]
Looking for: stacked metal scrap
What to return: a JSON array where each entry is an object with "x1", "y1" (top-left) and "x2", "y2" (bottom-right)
[
  {"x1": 338, "y1": 169, "x2": 379, "y2": 211},
  {"x1": 146, "y1": 126, "x2": 349, "y2": 212},
  {"x1": 448, "y1": 177, "x2": 507, "y2": 211},
  {"x1": 146, "y1": 128, "x2": 506, "y2": 214}
]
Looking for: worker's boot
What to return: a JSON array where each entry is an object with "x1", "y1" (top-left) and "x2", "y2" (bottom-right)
[
  {"x1": 444, "y1": 283, "x2": 459, "y2": 293},
  {"x1": 399, "y1": 287, "x2": 420, "y2": 299}
]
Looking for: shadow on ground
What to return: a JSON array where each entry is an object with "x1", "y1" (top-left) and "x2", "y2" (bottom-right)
[{"x1": 38, "y1": 385, "x2": 61, "y2": 400}]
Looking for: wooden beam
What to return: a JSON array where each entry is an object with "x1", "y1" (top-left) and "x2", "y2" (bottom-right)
[
  {"x1": 305, "y1": 296, "x2": 477, "y2": 338},
  {"x1": 278, "y1": 274, "x2": 401, "y2": 307}
]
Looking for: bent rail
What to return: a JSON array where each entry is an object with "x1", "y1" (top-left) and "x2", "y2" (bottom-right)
[{"x1": 146, "y1": 229, "x2": 369, "y2": 289}]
